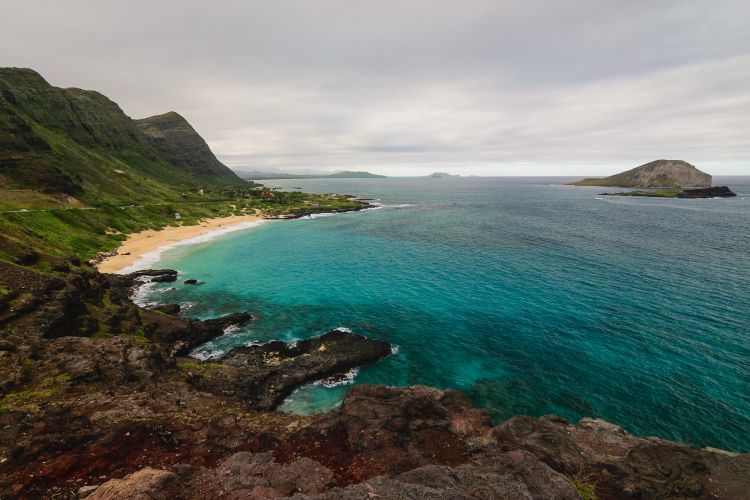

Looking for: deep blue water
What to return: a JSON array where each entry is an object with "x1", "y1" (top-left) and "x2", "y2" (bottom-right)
[{"x1": 145, "y1": 176, "x2": 750, "y2": 452}]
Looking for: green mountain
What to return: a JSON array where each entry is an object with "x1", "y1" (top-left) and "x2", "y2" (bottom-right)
[
  {"x1": 0, "y1": 67, "x2": 244, "y2": 206},
  {"x1": 569, "y1": 160, "x2": 712, "y2": 188},
  {"x1": 135, "y1": 111, "x2": 241, "y2": 182}
]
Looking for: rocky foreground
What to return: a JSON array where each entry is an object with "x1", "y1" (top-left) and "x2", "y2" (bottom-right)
[{"x1": 1, "y1": 264, "x2": 748, "y2": 499}]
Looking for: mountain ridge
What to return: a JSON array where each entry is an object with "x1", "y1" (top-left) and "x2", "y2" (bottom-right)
[{"x1": 0, "y1": 67, "x2": 245, "y2": 205}]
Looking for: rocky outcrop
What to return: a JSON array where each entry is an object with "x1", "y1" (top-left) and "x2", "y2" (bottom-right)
[
  {"x1": 570, "y1": 159, "x2": 712, "y2": 187},
  {"x1": 188, "y1": 330, "x2": 393, "y2": 410},
  {"x1": 494, "y1": 414, "x2": 750, "y2": 499},
  {"x1": 678, "y1": 186, "x2": 737, "y2": 198}
]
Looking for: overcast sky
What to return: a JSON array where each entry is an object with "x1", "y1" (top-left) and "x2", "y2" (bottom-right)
[{"x1": 2, "y1": 1, "x2": 749, "y2": 175}]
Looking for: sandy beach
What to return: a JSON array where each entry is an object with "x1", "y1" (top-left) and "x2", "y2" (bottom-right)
[{"x1": 97, "y1": 213, "x2": 266, "y2": 274}]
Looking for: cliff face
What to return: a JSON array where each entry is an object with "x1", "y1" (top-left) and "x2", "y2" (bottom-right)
[
  {"x1": 135, "y1": 112, "x2": 243, "y2": 185},
  {"x1": 570, "y1": 160, "x2": 712, "y2": 187}
]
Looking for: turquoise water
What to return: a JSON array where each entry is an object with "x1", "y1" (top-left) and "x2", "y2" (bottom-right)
[{"x1": 146, "y1": 177, "x2": 750, "y2": 452}]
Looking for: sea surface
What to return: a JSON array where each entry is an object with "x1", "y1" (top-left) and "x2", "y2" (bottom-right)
[{"x1": 141, "y1": 176, "x2": 750, "y2": 452}]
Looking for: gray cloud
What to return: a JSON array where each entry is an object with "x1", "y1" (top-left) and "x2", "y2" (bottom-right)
[{"x1": 2, "y1": 0, "x2": 749, "y2": 175}]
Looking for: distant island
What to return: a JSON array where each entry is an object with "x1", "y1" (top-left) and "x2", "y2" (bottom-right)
[
  {"x1": 234, "y1": 170, "x2": 386, "y2": 180},
  {"x1": 428, "y1": 172, "x2": 460, "y2": 178},
  {"x1": 569, "y1": 159, "x2": 712, "y2": 188}
]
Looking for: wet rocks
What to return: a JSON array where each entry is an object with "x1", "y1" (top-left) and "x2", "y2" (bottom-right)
[
  {"x1": 183, "y1": 279, "x2": 199, "y2": 285},
  {"x1": 151, "y1": 274, "x2": 177, "y2": 283},
  {"x1": 152, "y1": 303, "x2": 180, "y2": 315},
  {"x1": 190, "y1": 329, "x2": 393, "y2": 410}
]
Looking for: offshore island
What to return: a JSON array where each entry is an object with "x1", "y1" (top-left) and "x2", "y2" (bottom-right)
[
  {"x1": 1, "y1": 69, "x2": 749, "y2": 499},
  {"x1": 569, "y1": 159, "x2": 737, "y2": 198}
]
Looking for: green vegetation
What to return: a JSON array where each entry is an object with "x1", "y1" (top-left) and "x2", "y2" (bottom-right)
[
  {"x1": 571, "y1": 475, "x2": 598, "y2": 500},
  {"x1": 1, "y1": 389, "x2": 54, "y2": 409},
  {"x1": 0, "y1": 68, "x2": 365, "y2": 270}
]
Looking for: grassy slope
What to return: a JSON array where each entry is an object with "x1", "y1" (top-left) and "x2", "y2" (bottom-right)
[{"x1": 0, "y1": 68, "x2": 364, "y2": 271}]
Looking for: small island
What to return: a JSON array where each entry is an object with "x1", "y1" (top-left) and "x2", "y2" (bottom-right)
[{"x1": 570, "y1": 159, "x2": 736, "y2": 198}]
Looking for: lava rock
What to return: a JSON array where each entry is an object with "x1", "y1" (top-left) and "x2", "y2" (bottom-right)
[{"x1": 677, "y1": 186, "x2": 737, "y2": 198}]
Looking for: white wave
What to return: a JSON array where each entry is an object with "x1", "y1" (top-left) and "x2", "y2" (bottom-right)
[
  {"x1": 333, "y1": 326, "x2": 353, "y2": 333},
  {"x1": 116, "y1": 219, "x2": 268, "y2": 274},
  {"x1": 307, "y1": 212, "x2": 337, "y2": 219},
  {"x1": 190, "y1": 348, "x2": 221, "y2": 361},
  {"x1": 130, "y1": 281, "x2": 158, "y2": 308},
  {"x1": 310, "y1": 367, "x2": 360, "y2": 388},
  {"x1": 223, "y1": 324, "x2": 242, "y2": 335},
  {"x1": 390, "y1": 345, "x2": 400, "y2": 355}
]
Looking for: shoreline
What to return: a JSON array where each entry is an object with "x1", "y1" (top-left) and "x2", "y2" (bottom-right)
[{"x1": 96, "y1": 213, "x2": 268, "y2": 274}]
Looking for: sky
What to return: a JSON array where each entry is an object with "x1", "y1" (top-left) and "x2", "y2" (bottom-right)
[{"x1": 2, "y1": 0, "x2": 749, "y2": 176}]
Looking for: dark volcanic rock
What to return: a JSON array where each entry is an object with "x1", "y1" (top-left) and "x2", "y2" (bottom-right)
[
  {"x1": 13, "y1": 250, "x2": 40, "y2": 266},
  {"x1": 296, "y1": 451, "x2": 580, "y2": 500},
  {"x1": 153, "y1": 303, "x2": 180, "y2": 315},
  {"x1": 142, "y1": 310, "x2": 255, "y2": 356},
  {"x1": 184, "y1": 279, "x2": 199, "y2": 285},
  {"x1": 151, "y1": 274, "x2": 177, "y2": 283},
  {"x1": 677, "y1": 186, "x2": 736, "y2": 198},
  {"x1": 192, "y1": 329, "x2": 393, "y2": 410},
  {"x1": 494, "y1": 415, "x2": 750, "y2": 499}
]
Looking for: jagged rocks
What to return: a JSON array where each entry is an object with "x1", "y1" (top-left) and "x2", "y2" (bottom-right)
[
  {"x1": 188, "y1": 330, "x2": 393, "y2": 410},
  {"x1": 296, "y1": 451, "x2": 580, "y2": 500},
  {"x1": 494, "y1": 415, "x2": 750, "y2": 499}
]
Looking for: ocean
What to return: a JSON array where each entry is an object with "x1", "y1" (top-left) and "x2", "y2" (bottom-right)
[{"x1": 139, "y1": 176, "x2": 750, "y2": 452}]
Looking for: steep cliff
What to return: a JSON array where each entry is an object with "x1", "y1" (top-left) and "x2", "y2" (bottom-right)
[{"x1": 135, "y1": 111, "x2": 243, "y2": 185}]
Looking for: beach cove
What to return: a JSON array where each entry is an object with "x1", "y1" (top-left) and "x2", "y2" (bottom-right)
[{"x1": 96, "y1": 213, "x2": 267, "y2": 274}]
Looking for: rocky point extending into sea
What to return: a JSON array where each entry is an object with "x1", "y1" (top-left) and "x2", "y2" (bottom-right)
[{"x1": 1, "y1": 262, "x2": 748, "y2": 499}]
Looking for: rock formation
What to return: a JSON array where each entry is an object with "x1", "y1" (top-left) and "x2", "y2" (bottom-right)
[{"x1": 570, "y1": 159, "x2": 712, "y2": 187}]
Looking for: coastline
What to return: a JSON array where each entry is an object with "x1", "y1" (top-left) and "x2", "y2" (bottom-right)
[{"x1": 96, "y1": 213, "x2": 267, "y2": 274}]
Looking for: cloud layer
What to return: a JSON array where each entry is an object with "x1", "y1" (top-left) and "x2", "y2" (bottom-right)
[{"x1": 2, "y1": 1, "x2": 748, "y2": 175}]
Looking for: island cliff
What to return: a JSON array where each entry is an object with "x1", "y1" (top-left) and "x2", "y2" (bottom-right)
[{"x1": 570, "y1": 159, "x2": 712, "y2": 188}]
